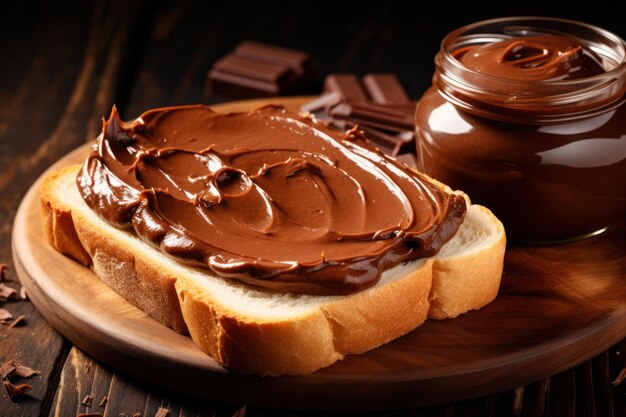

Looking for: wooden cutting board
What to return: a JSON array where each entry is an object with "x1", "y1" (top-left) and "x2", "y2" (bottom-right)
[{"x1": 12, "y1": 97, "x2": 626, "y2": 411}]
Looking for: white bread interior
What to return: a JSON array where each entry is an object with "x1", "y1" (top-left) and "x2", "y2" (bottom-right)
[{"x1": 40, "y1": 165, "x2": 505, "y2": 376}]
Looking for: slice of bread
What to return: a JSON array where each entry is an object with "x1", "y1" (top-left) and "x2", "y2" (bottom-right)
[{"x1": 40, "y1": 164, "x2": 505, "y2": 376}]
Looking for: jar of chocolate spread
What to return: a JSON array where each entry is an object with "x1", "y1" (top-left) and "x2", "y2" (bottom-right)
[{"x1": 415, "y1": 17, "x2": 626, "y2": 242}]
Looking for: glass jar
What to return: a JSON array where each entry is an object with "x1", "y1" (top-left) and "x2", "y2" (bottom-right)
[{"x1": 415, "y1": 17, "x2": 626, "y2": 243}]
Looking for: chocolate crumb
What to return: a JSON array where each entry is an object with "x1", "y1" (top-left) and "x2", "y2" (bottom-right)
[
  {"x1": 99, "y1": 395, "x2": 108, "y2": 407},
  {"x1": 77, "y1": 413, "x2": 104, "y2": 417},
  {"x1": 3, "y1": 379, "x2": 32, "y2": 401},
  {"x1": 82, "y1": 393, "x2": 94, "y2": 406},
  {"x1": 0, "y1": 283, "x2": 17, "y2": 300},
  {"x1": 613, "y1": 367, "x2": 626, "y2": 386},
  {"x1": 0, "y1": 308, "x2": 13, "y2": 324},
  {"x1": 154, "y1": 407, "x2": 170, "y2": 417},
  {"x1": 14, "y1": 364, "x2": 40, "y2": 378},
  {"x1": 19, "y1": 286, "x2": 27, "y2": 300},
  {"x1": 232, "y1": 405, "x2": 247, "y2": 417},
  {"x1": 0, "y1": 360, "x2": 17, "y2": 380},
  {"x1": 8, "y1": 314, "x2": 26, "y2": 328}
]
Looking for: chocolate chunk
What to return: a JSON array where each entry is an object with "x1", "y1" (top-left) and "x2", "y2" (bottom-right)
[
  {"x1": 0, "y1": 308, "x2": 13, "y2": 324},
  {"x1": 330, "y1": 101, "x2": 414, "y2": 132},
  {"x1": 214, "y1": 54, "x2": 293, "y2": 84},
  {"x1": 232, "y1": 406, "x2": 247, "y2": 417},
  {"x1": 323, "y1": 74, "x2": 368, "y2": 101},
  {"x1": 3, "y1": 380, "x2": 31, "y2": 402},
  {"x1": 0, "y1": 283, "x2": 17, "y2": 300},
  {"x1": 300, "y1": 92, "x2": 342, "y2": 114},
  {"x1": 82, "y1": 393, "x2": 94, "y2": 406},
  {"x1": 302, "y1": 73, "x2": 417, "y2": 162},
  {"x1": 0, "y1": 360, "x2": 16, "y2": 380},
  {"x1": 1, "y1": 360, "x2": 40, "y2": 380},
  {"x1": 363, "y1": 74, "x2": 411, "y2": 104},
  {"x1": 361, "y1": 127, "x2": 407, "y2": 156},
  {"x1": 8, "y1": 315, "x2": 26, "y2": 328},
  {"x1": 154, "y1": 407, "x2": 170, "y2": 417},
  {"x1": 14, "y1": 364, "x2": 40, "y2": 378},
  {"x1": 395, "y1": 153, "x2": 419, "y2": 169},
  {"x1": 235, "y1": 41, "x2": 313, "y2": 77},
  {"x1": 206, "y1": 42, "x2": 315, "y2": 99},
  {"x1": 363, "y1": 126, "x2": 414, "y2": 154}
]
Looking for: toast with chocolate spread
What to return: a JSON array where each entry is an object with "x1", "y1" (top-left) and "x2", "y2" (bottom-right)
[{"x1": 40, "y1": 105, "x2": 505, "y2": 376}]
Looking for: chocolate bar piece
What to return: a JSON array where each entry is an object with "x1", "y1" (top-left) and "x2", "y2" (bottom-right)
[
  {"x1": 363, "y1": 74, "x2": 411, "y2": 104},
  {"x1": 206, "y1": 41, "x2": 316, "y2": 99},
  {"x1": 235, "y1": 41, "x2": 313, "y2": 76},
  {"x1": 361, "y1": 126, "x2": 415, "y2": 155},
  {"x1": 301, "y1": 73, "x2": 417, "y2": 160},
  {"x1": 209, "y1": 55, "x2": 293, "y2": 97},
  {"x1": 324, "y1": 74, "x2": 368, "y2": 101},
  {"x1": 330, "y1": 101, "x2": 414, "y2": 132},
  {"x1": 361, "y1": 127, "x2": 402, "y2": 156},
  {"x1": 300, "y1": 92, "x2": 342, "y2": 114}
]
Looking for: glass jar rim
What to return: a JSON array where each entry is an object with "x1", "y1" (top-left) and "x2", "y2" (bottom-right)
[
  {"x1": 434, "y1": 16, "x2": 626, "y2": 122},
  {"x1": 439, "y1": 16, "x2": 626, "y2": 87}
]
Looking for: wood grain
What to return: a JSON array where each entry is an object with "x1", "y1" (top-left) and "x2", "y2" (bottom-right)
[
  {"x1": 48, "y1": 348, "x2": 243, "y2": 417},
  {"x1": 12, "y1": 97, "x2": 626, "y2": 413},
  {"x1": 0, "y1": 1, "x2": 146, "y2": 416}
]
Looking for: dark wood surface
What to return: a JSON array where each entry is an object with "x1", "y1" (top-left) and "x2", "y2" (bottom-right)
[
  {"x1": 11, "y1": 98, "x2": 626, "y2": 412},
  {"x1": 1, "y1": 1, "x2": 626, "y2": 416}
]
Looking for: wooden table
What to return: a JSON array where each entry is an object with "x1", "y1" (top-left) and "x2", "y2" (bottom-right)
[{"x1": 1, "y1": 2, "x2": 625, "y2": 416}]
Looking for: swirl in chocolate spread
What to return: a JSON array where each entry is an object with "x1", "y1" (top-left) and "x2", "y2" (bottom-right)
[
  {"x1": 77, "y1": 105, "x2": 465, "y2": 295},
  {"x1": 456, "y1": 35, "x2": 606, "y2": 81}
]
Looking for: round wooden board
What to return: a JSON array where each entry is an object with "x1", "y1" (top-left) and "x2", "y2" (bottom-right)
[{"x1": 12, "y1": 97, "x2": 626, "y2": 411}]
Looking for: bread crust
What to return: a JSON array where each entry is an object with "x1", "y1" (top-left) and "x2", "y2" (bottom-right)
[{"x1": 40, "y1": 164, "x2": 504, "y2": 375}]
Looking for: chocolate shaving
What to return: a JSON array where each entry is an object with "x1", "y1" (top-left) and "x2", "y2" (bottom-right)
[
  {"x1": 0, "y1": 283, "x2": 18, "y2": 300},
  {"x1": 85, "y1": 363, "x2": 91, "y2": 373},
  {"x1": 77, "y1": 413, "x2": 104, "y2": 417},
  {"x1": 82, "y1": 393, "x2": 94, "y2": 406},
  {"x1": 1, "y1": 359, "x2": 40, "y2": 380},
  {"x1": 8, "y1": 314, "x2": 26, "y2": 328},
  {"x1": 19, "y1": 286, "x2": 28, "y2": 300},
  {"x1": 3, "y1": 379, "x2": 32, "y2": 401},
  {"x1": 14, "y1": 364, "x2": 40, "y2": 378},
  {"x1": 0, "y1": 360, "x2": 17, "y2": 380},
  {"x1": 0, "y1": 308, "x2": 13, "y2": 324},
  {"x1": 154, "y1": 407, "x2": 170, "y2": 417},
  {"x1": 232, "y1": 405, "x2": 247, "y2": 417},
  {"x1": 612, "y1": 367, "x2": 626, "y2": 386},
  {"x1": 99, "y1": 395, "x2": 108, "y2": 407}
]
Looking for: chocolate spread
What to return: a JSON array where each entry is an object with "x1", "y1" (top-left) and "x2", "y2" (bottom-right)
[
  {"x1": 416, "y1": 32, "x2": 626, "y2": 242},
  {"x1": 78, "y1": 105, "x2": 465, "y2": 294},
  {"x1": 457, "y1": 35, "x2": 606, "y2": 81}
]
